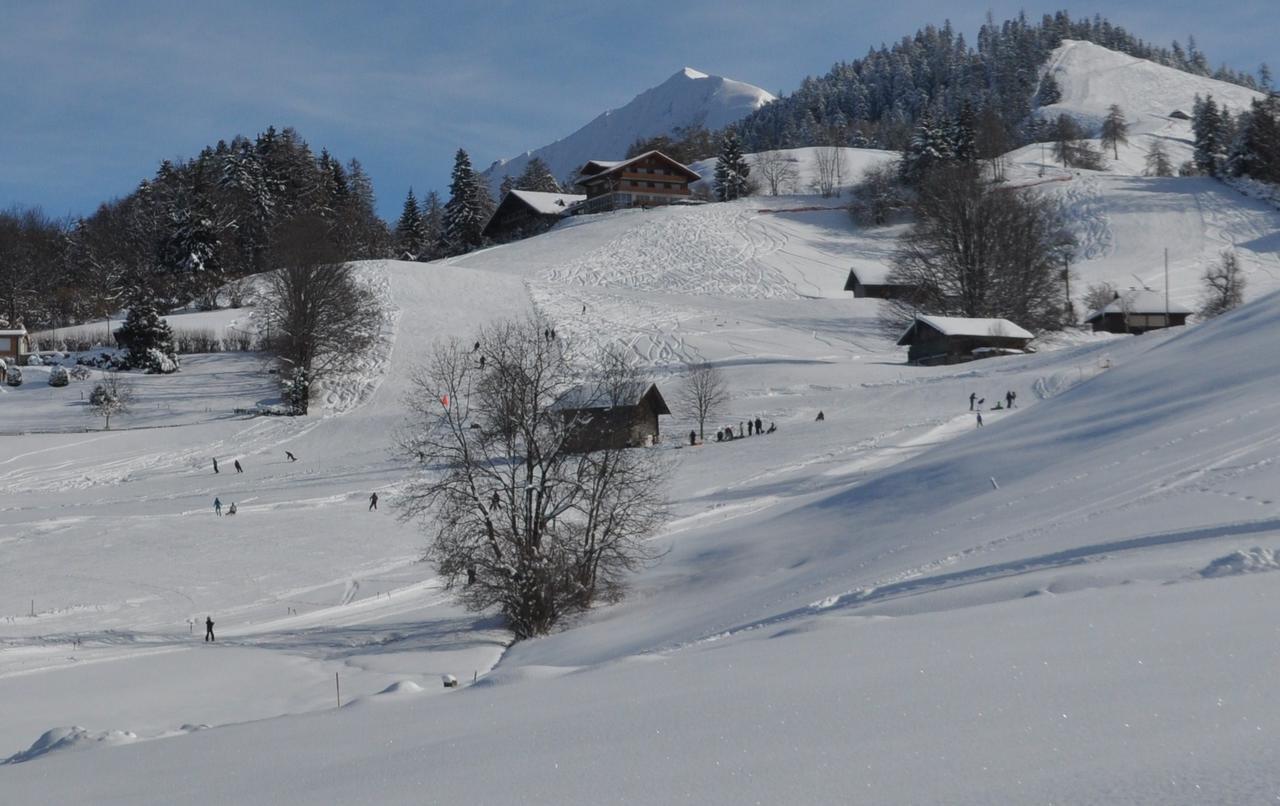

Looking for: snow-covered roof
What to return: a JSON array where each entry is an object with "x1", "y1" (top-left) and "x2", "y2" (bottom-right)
[
  {"x1": 553, "y1": 382, "x2": 670, "y2": 415},
  {"x1": 577, "y1": 151, "x2": 700, "y2": 183},
  {"x1": 897, "y1": 315, "x2": 1033, "y2": 345},
  {"x1": 844, "y1": 266, "x2": 894, "y2": 288},
  {"x1": 507, "y1": 189, "x2": 586, "y2": 215},
  {"x1": 1085, "y1": 289, "x2": 1193, "y2": 320},
  {"x1": 0, "y1": 328, "x2": 28, "y2": 336}
]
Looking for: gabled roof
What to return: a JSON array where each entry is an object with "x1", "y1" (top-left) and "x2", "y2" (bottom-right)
[
  {"x1": 553, "y1": 382, "x2": 671, "y2": 415},
  {"x1": 0, "y1": 328, "x2": 29, "y2": 336},
  {"x1": 1085, "y1": 289, "x2": 1193, "y2": 321},
  {"x1": 843, "y1": 266, "x2": 898, "y2": 290},
  {"x1": 576, "y1": 151, "x2": 700, "y2": 184},
  {"x1": 897, "y1": 315, "x2": 1033, "y2": 346},
  {"x1": 506, "y1": 189, "x2": 586, "y2": 215}
]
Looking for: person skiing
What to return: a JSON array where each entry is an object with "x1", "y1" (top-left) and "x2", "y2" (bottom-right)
[
  {"x1": 969, "y1": 392, "x2": 977, "y2": 411},
  {"x1": 205, "y1": 616, "x2": 215, "y2": 642},
  {"x1": 1006, "y1": 390, "x2": 1016, "y2": 409},
  {"x1": 473, "y1": 340, "x2": 480, "y2": 352},
  {"x1": 754, "y1": 417, "x2": 763, "y2": 435},
  {"x1": 816, "y1": 410, "x2": 825, "y2": 421},
  {"x1": 214, "y1": 497, "x2": 222, "y2": 516},
  {"x1": 689, "y1": 430, "x2": 697, "y2": 446},
  {"x1": 479, "y1": 356, "x2": 486, "y2": 369},
  {"x1": 747, "y1": 420, "x2": 753, "y2": 436},
  {"x1": 369, "y1": 492, "x2": 379, "y2": 511},
  {"x1": 234, "y1": 460, "x2": 243, "y2": 473},
  {"x1": 212, "y1": 457, "x2": 219, "y2": 474},
  {"x1": 285, "y1": 451, "x2": 297, "y2": 462},
  {"x1": 976, "y1": 412, "x2": 984, "y2": 428}
]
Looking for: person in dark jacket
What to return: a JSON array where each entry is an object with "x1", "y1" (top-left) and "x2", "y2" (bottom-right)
[
  {"x1": 689, "y1": 430, "x2": 697, "y2": 446},
  {"x1": 969, "y1": 392, "x2": 977, "y2": 411},
  {"x1": 205, "y1": 616, "x2": 215, "y2": 642},
  {"x1": 234, "y1": 460, "x2": 243, "y2": 473},
  {"x1": 214, "y1": 497, "x2": 222, "y2": 516},
  {"x1": 1006, "y1": 390, "x2": 1016, "y2": 409},
  {"x1": 976, "y1": 412, "x2": 984, "y2": 428},
  {"x1": 815, "y1": 410, "x2": 825, "y2": 421},
  {"x1": 754, "y1": 417, "x2": 762, "y2": 435},
  {"x1": 213, "y1": 458, "x2": 219, "y2": 474},
  {"x1": 285, "y1": 451, "x2": 297, "y2": 462},
  {"x1": 369, "y1": 492, "x2": 379, "y2": 511},
  {"x1": 747, "y1": 420, "x2": 753, "y2": 436}
]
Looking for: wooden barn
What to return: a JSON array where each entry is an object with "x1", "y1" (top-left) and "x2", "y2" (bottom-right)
[
  {"x1": 1085, "y1": 289, "x2": 1192, "y2": 334},
  {"x1": 843, "y1": 267, "x2": 912, "y2": 299},
  {"x1": 573, "y1": 151, "x2": 700, "y2": 214},
  {"x1": 897, "y1": 315, "x2": 1034, "y2": 365},
  {"x1": 555, "y1": 382, "x2": 671, "y2": 452},
  {"x1": 481, "y1": 189, "x2": 584, "y2": 241},
  {"x1": 0, "y1": 325, "x2": 31, "y2": 365}
]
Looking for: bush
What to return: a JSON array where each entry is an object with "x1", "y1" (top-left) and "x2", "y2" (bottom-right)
[
  {"x1": 5, "y1": 366, "x2": 22, "y2": 387},
  {"x1": 69, "y1": 365, "x2": 92, "y2": 381},
  {"x1": 26, "y1": 352, "x2": 43, "y2": 366},
  {"x1": 172, "y1": 328, "x2": 223, "y2": 354},
  {"x1": 142, "y1": 348, "x2": 180, "y2": 374},
  {"x1": 48, "y1": 365, "x2": 70, "y2": 386}
]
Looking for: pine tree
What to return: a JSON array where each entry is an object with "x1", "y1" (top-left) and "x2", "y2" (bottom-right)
[
  {"x1": 713, "y1": 131, "x2": 752, "y2": 201},
  {"x1": 1192, "y1": 94, "x2": 1227, "y2": 176},
  {"x1": 1100, "y1": 105, "x2": 1129, "y2": 160},
  {"x1": 394, "y1": 188, "x2": 426, "y2": 260},
  {"x1": 950, "y1": 101, "x2": 977, "y2": 162},
  {"x1": 499, "y1": 175, "x2": 516, "y2": 198},
  {"x1": 515, "y1": 157, "x2": 562, "y2": 193},
  {"x1": 420, "y1": 191, "x2": 444, "y2": 260},
  {"x1": 114, "y1": 297, "x2": 177, "y2": 371},
  {"x1": 899, "y1": 112, "x2": 955, "y2": 184},
  {"x1": 441, "y1": 149, "x2": 486, "y2": 256},
  {"x1": 1144, "y1": 140, "x2": 1174, "y2": 177},
  {"x1": 1037, "y1": 72, "x2": 1062, "y2": 106}
]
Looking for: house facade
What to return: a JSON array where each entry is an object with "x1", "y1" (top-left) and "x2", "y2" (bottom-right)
[
  {"x1": 573, "y1": 151, "x2": 700, "y2": 214},
  {"x1": 0, "y1": 326, "x2": 30, "y2": 364},
  {"x1": 897, "y1": 315, "x2": 1033, "y2": 365},
  {"x1": 1085, "y1": 290, "x2": 1192, "y2": 334},
  {"x1": 843, "y1": 268, "x2": 912, "y2": 299},
  {"x1": 556, "y1": 382, "x2": 671, "y2": 452},
  {"x1": 481, "y1": 189, "x2": 585, "y2": 242}
]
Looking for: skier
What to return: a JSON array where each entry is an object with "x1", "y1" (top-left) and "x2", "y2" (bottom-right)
[
  {"x1": 689, "y1": 430, "x2": 697, "y2": 446},
  {"x1": 479, "y1": 356, "x2": 486, "y2": 369},
  {"x1": 285, "y1": 451, "x2": 297, "y2": 462},
  {"x1": 227, "y1": 503, "x2": 237, "y2": 516},
  {"x1": 969, "y1": 392, "x2": 977, "y2": 411},
  {"x1": 815, "y1": 410, "x2": 825, "y2": 421},
  {"x1": 581, "y1": 304, "x2": 586, "y2": 314},
  {"x1": 754, "y1": 417, "x2": 763, "y2": 435},
  {"x1": 213, "y1": 457, "x2": 219, "y2": 474},
  {"x1": 747, "y1": 420, "x2": 753, "y2": 436},
  {"x1": 234, "y1": 460, "x2": 243, "y2": 473},
  {"x1": 204, "y1": 616, "x2": 215, "y2": 642},
  {"x1": 976, "y1": 412, "x2": 984, "y2": 428},
  {"x1": 473, "y1": 341, "x2": 480, "y2": 352},
  {"x1": 1007, "y1": 390, "x2": 1016, "y2": 409},
  {"x1": 767, "y1": 422, "x2": 776, "y2": 434},
  {"x1": 214, "y1": 497, "x2": 222, "y2": 516},
  {"x1": 369, "y1": 492, "x2": 379, "y2": 511}
]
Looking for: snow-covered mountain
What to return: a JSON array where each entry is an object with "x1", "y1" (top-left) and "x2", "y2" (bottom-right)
[{"x1": 482, "y1": 67, "x2": 775, "y2": 192}]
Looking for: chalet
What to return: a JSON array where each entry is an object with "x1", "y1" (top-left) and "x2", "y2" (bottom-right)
[
  {"x1": 573, "y1": 151, "x2": 701, "y2": 214},
  {"x1": 554, "y1": 382, "x2": 671, "y2": 452},
  {"x1": 896, "y1": 315, "x2": 1034, "y2": 365},
  {"x1": 481, "y1": 189, "x2": 585, "y2": 241},
  {"x1": 843, "y1": 267, "x2": 912, "y2": 299},
  {"x1": 1085, "y1": 289, "x2": 1192, "y2": 334},
  {"x1": 0, "y1": 325, "x2": 31, "y2": 365}
]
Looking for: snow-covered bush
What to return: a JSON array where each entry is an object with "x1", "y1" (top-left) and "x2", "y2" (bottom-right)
[
  {"x1": 76, "y1": 351, "x2": 127, "y2": 371},
  {"x1": 25, "y1": 352, "x2": 43, "y2": 366},
  {"x1": 47, "y1": 365, "x2": 70, "y2": 387},
  {"x1": 5, "y1": 366, "x2": 22, "y2": 386},
  {"x1": 142, "y1": 348, "x2": 180, "y2": 374},
  {"x1": 69, "y1": 365, "x2": 92, "y2": 381}
]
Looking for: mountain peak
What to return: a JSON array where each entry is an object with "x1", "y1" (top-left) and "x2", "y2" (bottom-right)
[{"x1": 678, "y1": 67, "x2": 709, "y2": 80}]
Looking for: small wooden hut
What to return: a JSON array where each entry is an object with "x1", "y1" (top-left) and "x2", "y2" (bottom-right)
[
  {"x1": 896, "y1": 315, "x2": 1033, "y2": 365},
  {"x1": 1084, "y1": 290, "x2": 1191, "y2": 335},
  {"x1": 555, "y1": 382, "x2": 671, "y2": 452}
]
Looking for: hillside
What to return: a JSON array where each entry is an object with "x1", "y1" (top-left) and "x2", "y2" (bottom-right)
[{"x1": 481, "y1": 67, "x2": 774, "y2": 191}]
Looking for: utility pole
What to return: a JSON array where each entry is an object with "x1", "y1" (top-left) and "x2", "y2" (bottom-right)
[{"x1": 1164, "y1": 248, "x2": 1170, "y2": 328}]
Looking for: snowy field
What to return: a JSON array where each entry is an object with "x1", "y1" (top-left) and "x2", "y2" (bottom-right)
[{"x1": 3, "y1": 41, "x2": 1280, "y2": 804}]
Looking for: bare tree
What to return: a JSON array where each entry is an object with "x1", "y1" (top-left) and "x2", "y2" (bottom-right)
[
  {"x1": 881, "y1": 165, "x2": 1074, "y2": 334},
  {"x1": 1082, "y1": 282, "x2": 1119, "y2": 319},
  {"x1": 1200, "y1": 250, "x2": 1247, "y2": 317},
  {"x1": 255, "y1": 215, "x2": 383, "y2": 413},
  {"x1": 848, "y1": 162, "x2": 906, "y2": 226},
  {"x1": 396, "y1": 319, "x2": 668, "y2": 639},
  {"x1": 1049, "y1": 114, "x2": 1104, "y2": 170},
  {"x1": 811, "y1": 146, "x2": 845, "y2": 198},
  {"x1": 680, "y1": 363, "x2": 729, "y2": 442},
  {"x1": 88, "y1": 370, "x2": 133, "y2": 430},
  {"x1": 754, "y1": 150, "x2": 799, "y2": 196}
]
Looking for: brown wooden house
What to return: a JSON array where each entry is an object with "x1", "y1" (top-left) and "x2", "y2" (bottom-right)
[
  {"x1": 897, "y1": 315, "x2": 1034, "y2": 365},
  {"x1": 1084, "y1": 289, "x2": 1192, "y2": 334},
  {"x1": 554, "y1": 382, "x2": 671, "y2": 452},
  {"x1": 843, "y1": 267, "x2": 912, "y2": 299},
  {"x1": 0, "y1": 325, "x2": 31, "y2": 365},
  {"x1": 573, "y1": 151, "x2": 701, "y2": 214},
  {"x1": 481, "y1": 189, "x2": 585, "y2": 241}
]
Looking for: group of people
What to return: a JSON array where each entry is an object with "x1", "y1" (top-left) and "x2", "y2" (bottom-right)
[
  {"x1": 210, "y1": 451, "x2": 381, "y2": 516},
  {"x1": 708, "y1": 417, "x2": 775, "y2": 444},
  {"x1": 970, "y1": 390, "x2": 1018, "y2": 428}
]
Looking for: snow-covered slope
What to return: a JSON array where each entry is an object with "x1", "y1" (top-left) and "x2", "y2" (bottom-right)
[{"x1": 482, "y1": 67, "x2": 774, "y2": 191}]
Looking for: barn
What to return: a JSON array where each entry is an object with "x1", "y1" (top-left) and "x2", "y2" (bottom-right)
[
  {"x1": 555, "y1": 382, "x2": 671, "y2": 452},
  {"x1": 843, "y1": 267, "x2": 912, "y2": 299},
  {"x1": 0, "y1": 325, "x2": 31, "y2": 365},
  {"x1": 573, "y1": 151, "x2": 701, "y2": 214},
  {"x1": 481, "y1": 189, "x2": 585, "y2": 241},
  {"x1": 896, "y1": 315, "x2": 1034, "y2": 365},
  {"x1": 1085, "y1": 289, "x2": 1192, "y2": 334}
]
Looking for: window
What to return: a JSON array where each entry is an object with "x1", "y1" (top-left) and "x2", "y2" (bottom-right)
[{"x1": 0, "y1": 337, "x2": 10, "y2": 352}]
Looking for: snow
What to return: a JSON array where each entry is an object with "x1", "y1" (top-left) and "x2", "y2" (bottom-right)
[
  {"x1": 482, "y1": 68, "x2": 775, "y2": 191},
  {"x1": 3, "y1": 41, "x2": 1280, "y2": 805},
  {"x1": 1086, "y1": 288, "x2": 1194, "y2": 318},
  {"x1": 903, "y1": 315, "x2": 1034, "y2": 340},
  {"x1": 506, "y1": 188, "x2": 585, "y2": 215}
]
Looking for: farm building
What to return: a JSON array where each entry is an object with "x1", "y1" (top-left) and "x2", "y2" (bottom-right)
[
  {"x1": 1085, "y1": 289, "x2": 1192, "y2": 334},
  {"x1": 897, "y1": 315, "x2": 1034, "y2": 365},
  {"x1": 843, "y1": 267, "x2": 912, "y2": 299},
  {"x1": 573, "y1": 151, "x2": 700, "y2": 214},
  {"x1": 555, "y1": 382, "x2": 671, "y2": 452},
  {"x1": 0, "y1": 325, "x2": 31, "y2": 364},
  {"x1": 481, "y1": 189, "x2": 585, "y2": 241}
]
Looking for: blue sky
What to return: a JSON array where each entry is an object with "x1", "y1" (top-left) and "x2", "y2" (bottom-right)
[{"x1": 1, "y1": 1, "x2": 1275, "y2": 222}]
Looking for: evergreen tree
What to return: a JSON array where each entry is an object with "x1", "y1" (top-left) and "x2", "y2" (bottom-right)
[
  {"x1": 442, "y1": 149, "x2": 486, "y2": 256},
  {"x1": 420, "y1": 191, "x2": 444, "y2": 260},
  {"x1": 515, "y1": 157, "x2": 562, "y2": 193},
  {"x1": 1100, "y1": 105, "x2": 1129, "y2": 159},
  {"x1": 114, "y1": 297, "x2": 177, "y2": 371},
  {"x1": 394, "y1": 188, "x2": 427, "y2": 260},
  {"x1": 499, "y1": 175, "x2": 517, "y2": 198},
  {"x1": 950, "y1": 101, "x2": 977, "y2": 162},
  {"x1": 1192, "y1": 94, "x2": 1227, "y2": 175},
  {"x1": 713, "y1": 131, "x2": 752, "y2": 201},
  {"x1": 1037, "y1": 72, "x2": 1062, "y2": 106},
  {"x1": 1143, "y1": 140, "x2": 1174, "y2": 177},
  {"x1": 159, "y1": 195, "x2": 222, "y2": 308},
  {"x1": 899, "y1": 112, "x2": 955, "y2": 185}
]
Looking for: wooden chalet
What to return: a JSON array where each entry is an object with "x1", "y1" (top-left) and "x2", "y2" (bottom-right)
[
  {"x1": 481, "y1": 189, "x2": 585, "y2": 241},
  {"x1": 1085, "y1": 289, "x2": 1192, "y2": 335},
  {"x1": 554, "y1": 382, "x2": 671, "y2": 452},
  {"x1": 573, "y1": 151, "x2": 701, "y2": 214},
  {"x1": 897, "y1": 315, "x2": 1034, "y2": 366},
  {"x1": 843, "y1": 267, "x2": 912, "y2": 299},
  {"x1": 0, "y1": 325, "x2": 31, "y2": 364}
]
